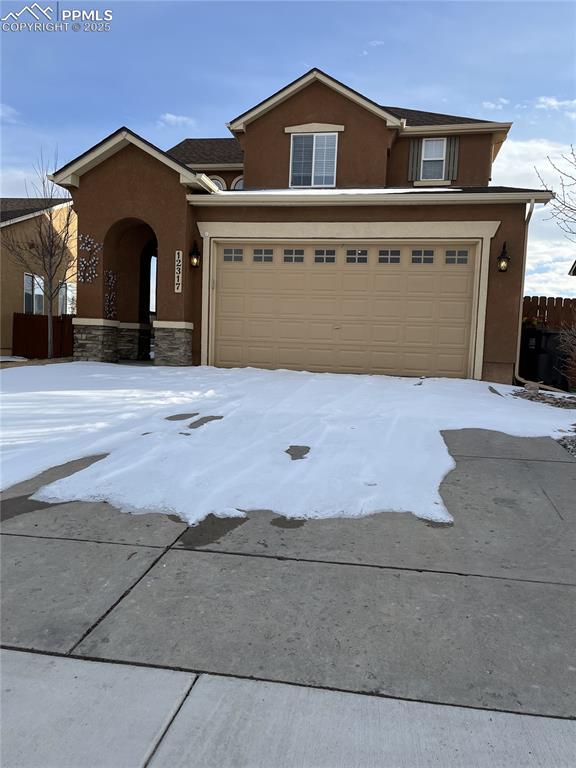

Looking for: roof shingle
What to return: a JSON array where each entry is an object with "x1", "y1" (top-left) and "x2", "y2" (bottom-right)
[
  {"x1": 0, "y1": 198, "x2": 70, "y2": 224},
  {"x1": 381, "y1": 105, "x2": 489, "y2": 127},
  {"x1": 167, "y1": 138, "x2": 243, "y2": 166}
]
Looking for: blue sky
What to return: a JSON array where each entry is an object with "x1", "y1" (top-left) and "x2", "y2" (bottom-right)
[{"x1": 1, "y1": 0, "x2": 575, "y2": 294}]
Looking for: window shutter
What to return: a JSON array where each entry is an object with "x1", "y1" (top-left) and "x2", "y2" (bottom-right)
[
  {"x1": 408, "y1": 139, "x2": 422, "y2": 181},
  {"x1": 445, "y1": 136, "x2": 459, "y2": 180}
]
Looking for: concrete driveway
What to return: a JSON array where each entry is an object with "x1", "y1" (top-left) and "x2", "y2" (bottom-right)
[{"x1": 2, "y1": 428, "x2": 575, "y2": 766}]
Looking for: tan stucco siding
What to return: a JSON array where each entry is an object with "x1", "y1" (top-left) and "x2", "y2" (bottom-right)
[
  {"x1": 238, "y1": 80, "x2": 395, "y2": 189},
  {"x1": 0, "y1": 207, "x2": 77, "y2": 355},
  {"x1": 387, "y1": 134, "x2": 494, "y2": 188}
]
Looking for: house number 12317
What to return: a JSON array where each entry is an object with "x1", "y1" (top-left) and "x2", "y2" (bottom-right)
[{"x1": 174, "y1": 250, "x2": 183, "y2": 293}]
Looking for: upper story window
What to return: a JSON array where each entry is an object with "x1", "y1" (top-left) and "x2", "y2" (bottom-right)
[
  {"x1": 24, "y1": 273, "x2": 44, "y2": 314},
  {"x1": 209, "y1": 175, "x2": 226, "y2": 190},
  {"x1": 421, "y1": 138, "x2": 447, "y2": 181},
  {"x1": 290, "y1": 133, "x2": 337, "y2": 188},
  {"x1": 409, "y1": 136, "x2": 458, "y2": 184}
]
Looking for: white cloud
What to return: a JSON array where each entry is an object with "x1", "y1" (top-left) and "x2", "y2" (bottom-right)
[
  {"x1": 492, "y1": 139, "x2": 576, "y2": 297},
  {"x1": 535, "y1": 96, "x2": 576, "y2": 111},
  {"x1": 0, "y1": 167, "x2": 36, "y2": 196},
  {"x1": 482, "y1": 98, "x2": 510, "y2": 111},
  {"x1": 368, "y1": 40, "x2": 386, "y2": 47},
  {"x1": 491, "y1": 137, "x2": 571, "y2": 190},
  {"x1": 157, "y1": 113, "x2": 196, "y2": 129},
  {"x1": 525, "y1": 237, "x2": 576, "y2": 298},
  {"x1": 0, "y1": 103, "x2": 20, "y2": 124}
]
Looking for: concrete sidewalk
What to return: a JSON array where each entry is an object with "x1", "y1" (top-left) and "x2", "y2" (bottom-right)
[
  {"x1": 3, "y1": 649, "x2": 575, "y2": 768},
  {"x1": 1, "y1": 428, "x2": 575, "y2": 763}
]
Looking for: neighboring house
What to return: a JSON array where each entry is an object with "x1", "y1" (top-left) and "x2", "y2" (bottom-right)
[
  {"x1": 50, "y1": 68, "x2": 552, "y2": 382},
  {"x1": 0, "y1": 198, "x2": 77, "y2": 357}
]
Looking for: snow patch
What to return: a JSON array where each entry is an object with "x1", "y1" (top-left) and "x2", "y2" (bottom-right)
[{"x1": 1, "y1": 363, "x2": 574, "y2": 524}]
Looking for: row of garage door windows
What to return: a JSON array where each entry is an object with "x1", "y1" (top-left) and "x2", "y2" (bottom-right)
[{"x1": 222, "y1": 247, "x2": 470, "y2": 265}]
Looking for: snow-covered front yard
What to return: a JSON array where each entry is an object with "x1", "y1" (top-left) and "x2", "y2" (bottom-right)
[{"x1": 1, "y1": 363, "x2": 575, "y2": 523}]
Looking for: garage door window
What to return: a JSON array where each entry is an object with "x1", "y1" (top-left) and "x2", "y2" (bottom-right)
[
  {"x1": 223, "y1": 248, "x2": 243, "y2": 262},
  {"x1": 411, "y1": 249, "x2": 434, "y2": 264},
  {"x1": 346, "y1": 249, "x2": 368, "y2": 264},
  {"x1": 284, "y1": 248, "x2": 304, "y2": 263},
  {"x1": 253, "y1": 248, "x2": 274, "y2": 263},
  {"x1": 314, "y1": 249, "x2": 336, "y2": 264},
  {"x1": 445, "y1": 249, "x2": 469, "y2": 265},
  {"x1": 378, "y1": 249, "x2": 401, "y2": 264}
]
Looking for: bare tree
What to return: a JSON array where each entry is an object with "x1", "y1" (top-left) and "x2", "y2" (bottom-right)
[
  {"x1": 2, "y1": 156, "x2": 101, "y2": 358},
  {"x1": 537, "y1": 144, "x2": 576, "y2": 242}
]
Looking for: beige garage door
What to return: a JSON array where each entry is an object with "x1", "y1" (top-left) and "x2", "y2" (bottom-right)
[{"x1": 213, "y1": 241, "x2": 477, "y2": 377}]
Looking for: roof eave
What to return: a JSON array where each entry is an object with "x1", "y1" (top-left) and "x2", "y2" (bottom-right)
[
  {"x1": 186, "y1": 190, "x2": 553, "y2": 207},
  {"x1": 400, "y1": 122, "x2": 512, "y2": 136},
  {"x1": 50, "y1": 128, "x2": 214, "y2": 192},
  {"x1": 0, "y1": 200, "x2": 72, "y2": 228},
  {"x1": 227, "y1": 69, "x2": 404, "y2": 132}
]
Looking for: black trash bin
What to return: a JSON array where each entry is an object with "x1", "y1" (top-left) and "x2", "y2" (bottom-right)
[{"x1": 519, "y1": 327, "x2": 569, "y2": 390}]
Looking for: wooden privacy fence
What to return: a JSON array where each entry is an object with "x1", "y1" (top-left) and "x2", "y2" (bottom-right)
[
  {"x1": 12, "y1": 314, "x2": 74, "y2": 359},
  {"x1": 523, "y1": 296, "x2": 576, "y2": 330}
]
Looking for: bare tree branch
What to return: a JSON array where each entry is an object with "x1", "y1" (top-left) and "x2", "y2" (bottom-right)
[
  {"x1": 536, "y1": 145, "x2": 576, "y2": 242},
  {"x1": 3, "y1": 154, "x2": 100, "y2": 358}
]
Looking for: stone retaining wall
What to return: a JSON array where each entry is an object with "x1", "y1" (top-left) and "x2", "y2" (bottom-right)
[
  {"x1": 154, "y1": 327, "x2": 193, "y2": 366},
  {"x1": 73, "y1": 325, "x2": 118, "y2": 363}
]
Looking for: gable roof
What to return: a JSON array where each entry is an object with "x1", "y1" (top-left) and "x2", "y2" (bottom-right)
[
  {"x1": 227, "y1": 68, "x2": 508, "y2": 135},
  {"x1": 228, "y1": 68, "x2": 404, "y2": 132},
  {"x1": 50, "y1": 127, "x2": 216, "y2": 192},
  {"x1": 0, "y1": 197, "x2": 70, "y2": 225},
  {"x1": 168, "y1": 138, "x2": 243, "y2": 166}
]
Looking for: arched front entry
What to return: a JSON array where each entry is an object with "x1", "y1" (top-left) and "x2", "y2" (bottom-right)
[{"x1": 103, "y1": 218, "x2": 158, "y2": 361}]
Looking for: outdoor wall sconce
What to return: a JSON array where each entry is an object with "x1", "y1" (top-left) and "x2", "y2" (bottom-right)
[
  {"x1": 497, "y1": 242, "x2": 510, "y2": 272},
  {"x1": 189, "y1": 241, "x2": 201, "y2": 268}
]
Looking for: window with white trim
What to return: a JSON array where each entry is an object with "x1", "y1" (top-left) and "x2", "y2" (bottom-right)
[
  {"x1": 209, "y1": 176, "x2": 226, "y2": 190},
  {"x1": 283, "y1": 248, "x2": 304, "y2": 263},
  {"x1": 346, "y1": 249, "x2": 368, "y2": 264},
  {"x1": 314, "y1": 248, "x2": 336, "y2": 263},
  {"x1": 223, "y1": 247, "x2": 243, "y2": 262},
  {"x1": 411, "y1": 249, "x2": 434, "y2": 264},
  {"x1": 445, "y1": 249, "x2": 469, "y2": 265},
  {"x1": 290, "y1": 133, "x2": 337, "y2": 187},
  {"x1": 253, "y1": 248, "x2": 273, "y2": 263},
  {"x1": 421, "y1": 138, "x2": 446, "y2": 180},
  {"x1": 231, "y1": 176, "x2": 244, "y2": 190},
  {"x1": 58, "y1": 282, "x2": 77, "y2": 314},
  {"x1": 378, "y1": 249, "x2": 401, "y2": 264},
  {"x1": 24, "y1": 273, "x2": 44, "y2": 314}
]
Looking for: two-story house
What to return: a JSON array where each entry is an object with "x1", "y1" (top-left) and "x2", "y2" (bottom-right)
[{"x1": 50, "y1": 69, "x2": 552, "y2": 383}]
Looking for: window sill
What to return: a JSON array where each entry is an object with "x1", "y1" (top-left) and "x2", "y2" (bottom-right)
[{"x1": 413, "y1": 179, "x2": 452, "y2": 186}]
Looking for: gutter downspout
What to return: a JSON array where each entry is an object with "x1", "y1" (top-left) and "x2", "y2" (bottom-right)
[{"x1": 514, "y1": 198, "x2": 564, "y2": 392}]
